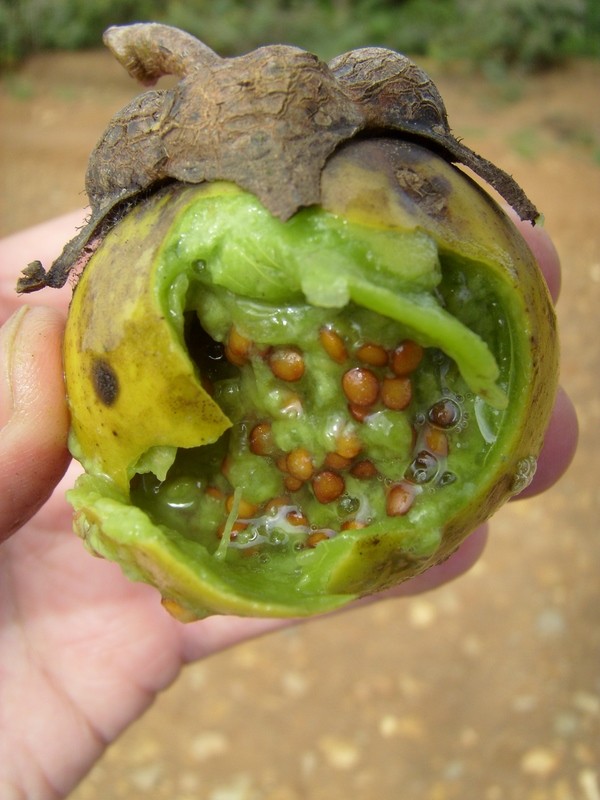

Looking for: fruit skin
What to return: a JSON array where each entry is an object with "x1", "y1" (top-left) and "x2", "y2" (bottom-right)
[{"x1": 64, "y1": 138, "x2": 558, "y2": 619}]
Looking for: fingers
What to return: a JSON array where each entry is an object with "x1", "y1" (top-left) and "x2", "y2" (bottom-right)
[
  {"x1": 0, "y1": 210, "x2": 87, "y2": 322},
  {"x1": 513, "y1": 387, "x2": 578, "y2": 500},
  {"x1": 0, "y1": 306, "x2": 71, "y2": 542},
  {"x1": 508, "y1": 211, "x2": 562, "y2": 303}
]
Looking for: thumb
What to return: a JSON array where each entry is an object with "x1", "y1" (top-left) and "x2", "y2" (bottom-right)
[{"x1": 0, "y1": 306, "x2": 71, "y2": 542}]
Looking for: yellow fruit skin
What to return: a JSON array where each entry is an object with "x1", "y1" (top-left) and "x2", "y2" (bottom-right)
[{"x1": 64, "y1": 187, "x2": 231, "y2": 494}]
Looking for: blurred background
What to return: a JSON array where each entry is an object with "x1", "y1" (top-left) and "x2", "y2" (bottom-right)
[{"x1": 1, "y1": 1, "x2": 599, "y2": 798}]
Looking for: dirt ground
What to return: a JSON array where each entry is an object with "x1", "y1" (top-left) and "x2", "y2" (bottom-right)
[{"x1": 1, "y1": 48, "x2": 599, "y2": 800}]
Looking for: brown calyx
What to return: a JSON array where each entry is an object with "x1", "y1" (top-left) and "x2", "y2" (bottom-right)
[{"x1": 17, "y1": 22, "x2": 537, "y2": 294}]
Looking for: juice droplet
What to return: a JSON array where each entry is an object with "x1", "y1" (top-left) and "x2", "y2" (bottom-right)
[
  {"x1": 511, "y1": 456, "x2": 537, "y2": 495},
  {"x1": 405, "y1": 451, "x2": 439, "y2": 484}
]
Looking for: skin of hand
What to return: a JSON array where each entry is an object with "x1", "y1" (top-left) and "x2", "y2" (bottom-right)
[{"x1": 0, "y1": 211, "x2": 578, "y2": 800}]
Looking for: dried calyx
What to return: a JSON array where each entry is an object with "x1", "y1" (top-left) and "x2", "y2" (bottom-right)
[{"x1": 17, "y1": 22, "x2": 537, "y2": 294}]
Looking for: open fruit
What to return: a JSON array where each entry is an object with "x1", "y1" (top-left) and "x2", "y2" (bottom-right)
[{"x1": 18, "y1": 25, "x2": 558, "y2": 619}]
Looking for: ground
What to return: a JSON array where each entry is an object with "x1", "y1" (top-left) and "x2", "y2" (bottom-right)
[{"x1": 1, "y1": 49, "x2": 599, "y2": 800}]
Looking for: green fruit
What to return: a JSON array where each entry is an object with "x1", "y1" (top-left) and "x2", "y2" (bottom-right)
[{"x1": 64, "y1": 137, "x2": 557, "y2": 620}]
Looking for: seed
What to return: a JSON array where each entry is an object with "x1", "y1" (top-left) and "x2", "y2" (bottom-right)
[
  {"x1": 348, "y1": 403, "x2": 371, "y2": 423},
  {"x1": 226, "y1": 495, "x2": 259, "y2": 519},
  {"x1": 381, "y1": 376, "x2": 412, "y2": 411},
  {"x1": 286, "y1": 448, "x2": 315, "y2": 481},
  {"x1": 306, "y1": 530, "x2": 330, "y2": 548},
  {"x1": 312, "y1": 470, "x2": 346, "y2": 504},
  {"x1": 324, "y1": 452, "x2": 352, "y2": 470},
  {"x1": 356, "y1": 342, "x2": 388, "y2": 367},
  {"x1": 225, "y1": 326, "x2": 252, "y2": 366},
  {"x1": 264, "y1": 496, "x2": 291, "y2": 514},
  {"x1": 342, "y1": 367, "x2": 379, "y2": 406},
  {"x1": 268, "y1": 347, "x2": 305, "y2": 381},
  {"x1": 390, "y1": 340, "x2": 424, "y2": 376},
  {"x1": 319, "y1": 327, "x2": 347, "y2": 363},
  {"x1": 279, "y1": 390, "x2": 303, "y2": 416},
  {"x1": 284, "y1": 475, "x2": 304, "y2": 492},
  {"x1": 386, "y1": 483, "x2": 415, "y2": 516},
  {"x1": 217, "y1": 519, "x2": 248, "y2": 539},
  {"x1": 335, "y1": 426, "x2": 362, "y2": 459},
  {"x1": 249, "y1": 421, "x2": 276, "y2": 456},
  {"x1": 350, "y1": 459, "x2": 378, "y2": 479},
  {"x1": 405, "y1": 450, "x2": 439, "y2": 484},
  {"x1": 286, "y1": 509, "x2": 309, "y2": 527},
  {"x1": 428, "y1": 398, "x2": 461, "y2": 429},
  {"x1": 341, "y1": 519, "x2": 366, "y2": 530},
  {"x1": 423, "y1": 424, "x2": 449, "y2": 457}
]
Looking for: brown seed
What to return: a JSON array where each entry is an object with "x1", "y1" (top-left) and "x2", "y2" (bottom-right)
[
  {"x1": 342, "y1": 367, "x2": 379, "y2": 407},
  {"x1": 286, "y1": 448, "x2": 315, "y2": 481},
  {"x1": 423, "y1": 424, "x2": 449, "y2": 457},
  {"x1": 356, "y1": 342, "x2": 388, "y2": 367},
  {"x1": 249, "y1": 421, "x2": 276, "y2": 456},
  {"x1": 312, "y1": 470, "x2": 345, "y2": 504},
  {"x1": 216, "y1": 519, "x2": 248, "y2": 539},
  {"x1": 390, "y1": 340, "x2": 424, "y2": 376},
  {"x1": 225, "y1": 326, "x2": 252, "y2": 366},
  {"x1": 284, "y1": 474, "x2": 304, "y2": 492},
  {"x1": 279, "y1": 390, "x2": 303, "y2": 415},
  {"x1": 268, "y1": 347, "x2": 305, "y2": 381},
  {"x1": 319, "y1": 327, "x2": 348, "y2": 363},
  {"x1": 335, "y1": 427, "x2": 362, "y2": 459},
  {"x1": 264, "y1": 496, "x2": 291, "y2": 514},
  {"x1": 381, "y1": 376, "x2": 412, "y2": 411},
  {"x1": 306, "y1": 530, "x2": 330, "y2": 548},
  {"x1": 341, "y1": 519, "x2": 366, "y2": 531},
  {"x1": 324, "y1": 452, "x2": 352, "y2": 470},
  {"x1": 226, "y1": 495, "x2": 259, "y2": 519},
  {"x1": 350, "y1": 459, "x2": 378, "y2": 479},
  {"x1": 386, "y1": 483, "x2": 415, "y2": 516},
  {"x1": 428, "y1": 398, "x2": 461, "y2": 429},
  {"x1": 348, "y1": 403, "x2": 371, "y2": 423},
  {"x1": 286, "y1": 509, "x2": 309, "y2": 527}
]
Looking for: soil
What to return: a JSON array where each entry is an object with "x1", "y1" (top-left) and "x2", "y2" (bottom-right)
[{"x1": 1, "y1": 49, "x2": 599, "y2": 800}]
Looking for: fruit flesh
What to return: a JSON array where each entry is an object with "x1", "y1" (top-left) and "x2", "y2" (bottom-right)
[{"x1": 65, "y1": 139, "x2": 558, "y2": 619}]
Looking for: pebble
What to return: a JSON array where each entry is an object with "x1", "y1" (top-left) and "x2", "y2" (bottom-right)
[
  {"x1": 318, "y1": 735, "x2": 360, "y2": 770},
  {"x1": 520, "y1": 746, "x2": 560, "y2": 777},
  {"x1": 190, "y1": 731, "x2": 230, "y2": 761},
  {"x1": 407, "y1": 599, "x2": 438, "y2": 628},
  {"x1": 579, "y1": 769, "x2": 600, "y2": 800}
]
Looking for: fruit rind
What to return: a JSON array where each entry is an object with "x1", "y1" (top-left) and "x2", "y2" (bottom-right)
[{"x1": 64, "y1": 140, "x2": 558, "y2": 619}]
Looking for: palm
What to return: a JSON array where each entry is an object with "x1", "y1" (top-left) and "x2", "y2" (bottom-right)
[{"x1": 0, "y1": 464, "x2": 290, "y2": 796}]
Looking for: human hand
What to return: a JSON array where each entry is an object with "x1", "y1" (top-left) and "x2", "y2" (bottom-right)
[{"x1": 0, "y1": 212, "x2": 577, "y2": 799}]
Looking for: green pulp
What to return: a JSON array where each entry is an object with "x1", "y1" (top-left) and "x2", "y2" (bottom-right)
[{"x1": 126, "y1": 188, "x2": 509, "y2": 576}]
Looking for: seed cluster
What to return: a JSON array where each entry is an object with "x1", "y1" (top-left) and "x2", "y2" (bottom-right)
[{"x1": 206, "y1": 323, "x2": 462, "y2": 551}]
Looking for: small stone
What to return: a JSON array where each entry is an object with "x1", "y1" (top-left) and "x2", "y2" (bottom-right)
[
  {"x1": 407, "y1": 599, "x2": 437, "y2": 628},
  {"x1": 378, "y1": 714, "x2": 399, "y2": 738},
  {"x1": 520, "y1": 746, "x2": 560, "y2": 777},
  {"x1": 318, "y1": 735, "x2": 360, "y2": 770},
  {"x1": 579, "y1": 769, "x2": 600, "y2": 800},
  {"x1": 190, "y1": 730, "x2": 229, "y2": 761}
]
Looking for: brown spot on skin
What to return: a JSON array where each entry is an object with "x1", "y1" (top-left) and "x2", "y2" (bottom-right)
[
  {"x1": 91, "y1": 359, "x2": 119, "y2": 406},
  {"x1": 395, "y1": 167, "x2": 449, "y2": 217}
]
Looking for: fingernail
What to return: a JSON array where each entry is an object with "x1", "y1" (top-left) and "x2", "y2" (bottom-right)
[{"x1": 0, "y1": 307, "x2": 30, "y2": 429}]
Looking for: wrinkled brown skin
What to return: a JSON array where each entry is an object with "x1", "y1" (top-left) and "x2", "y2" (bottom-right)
[{"x1": 16, "y1": 22, "x2": 538, "y2": 294}]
